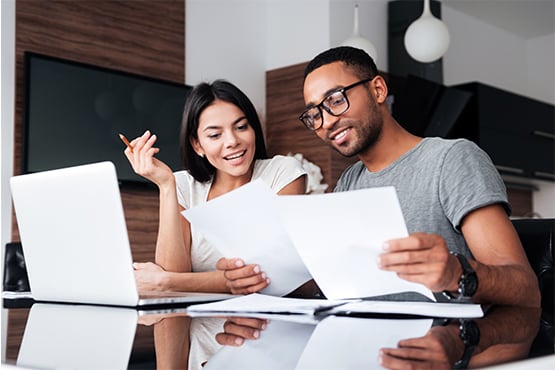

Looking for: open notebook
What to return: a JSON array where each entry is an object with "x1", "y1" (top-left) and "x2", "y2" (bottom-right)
[{"x1": 9, "y1": 161, "x2": 233, "y2": 307}]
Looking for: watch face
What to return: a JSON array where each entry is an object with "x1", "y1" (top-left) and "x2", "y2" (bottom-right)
[{"x1": 460, "y1": 272, "x2": 478, "y2": 297}]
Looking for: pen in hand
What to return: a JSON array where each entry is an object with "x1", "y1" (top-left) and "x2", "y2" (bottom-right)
[{"x1": 119, "y1": 133, "x2": 134, "y2": 153}]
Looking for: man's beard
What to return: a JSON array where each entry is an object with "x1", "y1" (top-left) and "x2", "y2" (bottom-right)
[{"x1": 331, "y1": 110, "x2": 384, "y2": 158}]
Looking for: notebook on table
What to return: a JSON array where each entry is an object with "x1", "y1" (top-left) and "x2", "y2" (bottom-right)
[{"x1": 9, "y1": 161, "x2": 234, "y2": 307}]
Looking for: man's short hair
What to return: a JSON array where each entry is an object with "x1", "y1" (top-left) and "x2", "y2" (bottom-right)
[{"x1": 304, "y1": 46, "x2": 379, "y2": 81}]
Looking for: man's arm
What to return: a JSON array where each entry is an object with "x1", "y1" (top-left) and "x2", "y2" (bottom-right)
[
  {"x1": 378, "y1": 204, "x2": 540, "y2": 307},
  {"x1": 458, "y1": 204, "x2": 540, "y2": 307}
]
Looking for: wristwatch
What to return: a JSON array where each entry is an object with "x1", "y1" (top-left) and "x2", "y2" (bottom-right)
[
  {"x1": 454, "y1": 252, "x2": 478, "y2": 298},
  {"x1": 443, "y1": 252, "x2": 478, "y2": 301},
  {"x1": 454, "y1": 319, "x2": 480, "y2": 369}
]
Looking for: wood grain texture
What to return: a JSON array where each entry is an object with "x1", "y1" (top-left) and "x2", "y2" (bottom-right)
[{"x1": 7, "y1": 0, "x2": 184, "y2": 361}]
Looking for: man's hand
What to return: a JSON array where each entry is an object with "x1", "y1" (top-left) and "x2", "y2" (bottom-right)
[
  {"x1": 377, "y1": 233, "x2": 461, "y2": 293},
  {"x1": 216, "y1": 258, "x2": 270, "y2": 294},
  {"x1": 379, "y1": 323, "x2": 463, "y2": 369}
]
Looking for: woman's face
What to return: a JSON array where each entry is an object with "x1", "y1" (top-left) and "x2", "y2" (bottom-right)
[{"x1": 191, "y1": 99, "x2": 256, "y2": 179}]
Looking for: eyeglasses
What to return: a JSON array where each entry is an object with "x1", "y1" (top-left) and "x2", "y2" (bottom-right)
[{"x1": 299, "y1": 78, "x2": 372, "y2": 131}]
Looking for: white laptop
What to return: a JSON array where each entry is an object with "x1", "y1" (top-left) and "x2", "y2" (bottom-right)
[{"x1": 9, "y1": 161, "x2": 234, "y2": 307}]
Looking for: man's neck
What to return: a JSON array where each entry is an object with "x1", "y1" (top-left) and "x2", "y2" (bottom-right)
[{"x1": 358, "y1": 120, "x2": 422, "y2": 173}]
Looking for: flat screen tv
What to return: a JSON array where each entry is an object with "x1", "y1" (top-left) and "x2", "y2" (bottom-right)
[{"x1": 22, "y1": 52, "x2": 192, "y2": 185}]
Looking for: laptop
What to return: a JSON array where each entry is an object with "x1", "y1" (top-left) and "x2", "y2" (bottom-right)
[{"x1": 9, "y1": 161, "x2": 234, "y2": 307}]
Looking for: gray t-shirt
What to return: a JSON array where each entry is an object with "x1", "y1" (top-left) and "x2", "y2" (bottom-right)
[{"x1": 335, "y1": 137, "x2": 510, "y2": 258}]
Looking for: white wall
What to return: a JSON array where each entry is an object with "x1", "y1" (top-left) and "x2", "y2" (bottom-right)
[{"x1": 185, "y1": 0, "x2": 267, "y2": 117}]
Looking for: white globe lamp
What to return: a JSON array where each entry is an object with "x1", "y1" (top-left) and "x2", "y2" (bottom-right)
[
  {"x1": 341, "y1": 4, "x2": 378, "y2": 64},
  {"x1": 404, "y1": 0, "x2": 450, "y2": 63}
]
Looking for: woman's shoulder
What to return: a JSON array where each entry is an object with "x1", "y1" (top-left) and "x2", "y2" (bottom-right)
[
  {"x1": 173, "y1": 169, "x2": 195, "y2": 184},
  {"x1": 255, "y1": 155, "x2": 304, "y2": 172},
  {"x1": 174, "y1": 170, "x2": 213, "y2": 191}
]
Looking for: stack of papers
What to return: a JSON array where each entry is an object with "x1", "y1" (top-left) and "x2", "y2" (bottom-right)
[
  {"x1": 184, "y1": 180, "x2": 484, "y2": 319},
  {"x1": 187, "y1": 293, "x2": 484, "y2": 319}
]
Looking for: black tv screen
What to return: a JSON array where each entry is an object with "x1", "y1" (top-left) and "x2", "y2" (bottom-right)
[{"x1": 22, "y1": 52, "x2": 192, "y2": 185}]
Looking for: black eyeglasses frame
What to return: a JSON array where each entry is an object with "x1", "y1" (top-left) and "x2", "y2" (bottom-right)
[{"x1": 299, "y1": 77, "x2": 373, "y2": 131}]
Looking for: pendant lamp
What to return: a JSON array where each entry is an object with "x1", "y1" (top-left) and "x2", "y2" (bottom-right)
[
  {"x1": 341, "y1": 4, "x2": 378, "y2": 63},
  {"x1": 404, "y1": 0, "x2": 450, "y2": 63}
]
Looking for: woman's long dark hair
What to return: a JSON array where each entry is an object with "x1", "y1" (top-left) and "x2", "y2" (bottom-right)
[{"x1": 179, "y1": 79, "x2": 268, "y2": 182}]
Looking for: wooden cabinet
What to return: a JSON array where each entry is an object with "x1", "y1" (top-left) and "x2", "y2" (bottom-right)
[{"x1": 451, "y1": 82, "x2": 554, "y2": 181}]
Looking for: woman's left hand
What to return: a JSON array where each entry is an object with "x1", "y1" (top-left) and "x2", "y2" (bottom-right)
[{"x1": 216, "y1": 257, "x2": 270, "y2": 294}]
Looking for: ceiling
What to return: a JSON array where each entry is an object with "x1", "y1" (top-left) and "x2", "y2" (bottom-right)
[{"x1": 442, "y1": 0, "x2": 555, "y2": 39}]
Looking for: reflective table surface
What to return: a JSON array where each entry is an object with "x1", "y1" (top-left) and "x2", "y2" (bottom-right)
[{"x1": 2, "y1": 299, "x2": 554, "y2": 370}]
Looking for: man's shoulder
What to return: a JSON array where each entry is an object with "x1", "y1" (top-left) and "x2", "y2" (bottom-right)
[
  {"x1": 418, "y1": 137, "x2": 485, "y2": 161},
  {"x1": 421, "y1": 137, "x2": 478, "y2": 151}
]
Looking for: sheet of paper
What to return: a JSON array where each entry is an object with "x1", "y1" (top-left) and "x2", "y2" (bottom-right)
[
  {"x1": 276, "y1": 187, "x2": 436, "y2": 301},
  {"x1": 330, "y1": 300, "x2": 483, "y2": 318},
  {"x1": 183, "y1": 180, "x2": 312, "y2": 296},
  {"x1": 186, "y1": 293, "x2": 353, "y2": 316},
  {"x1": 295, "y1": 316, "x2": 432, "y2": 370}
]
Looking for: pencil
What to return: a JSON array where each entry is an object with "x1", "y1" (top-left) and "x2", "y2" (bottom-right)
[{"x1": 119, "y1": 133, "x2": 134, "y2": 153}]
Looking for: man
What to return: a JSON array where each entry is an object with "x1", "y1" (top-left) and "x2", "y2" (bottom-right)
[{"x1": 219, "y1": 46, "x2": 540, "y2": 308}]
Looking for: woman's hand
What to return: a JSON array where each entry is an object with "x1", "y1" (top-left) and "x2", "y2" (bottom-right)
[
  {"x1": 216, "y1": 317, "x2": 269, "y2": 346},
  {"x1": 216, "y1": 258, "x2": 270, "y2": 294},
  {"x1": 123, "y1": 130, "x2": 174, "y2": 188},
  {"x1": 133, "y1": 261, "x2": 168, "y2": 291}
]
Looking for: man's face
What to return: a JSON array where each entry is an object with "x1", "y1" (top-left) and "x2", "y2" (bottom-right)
[{"x1": 302, "y1": 62, "x2": 383, "y2": 157}]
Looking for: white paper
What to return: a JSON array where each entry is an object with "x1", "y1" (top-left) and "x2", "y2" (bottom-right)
[
  {"x1": 330, "y1": 300, "x2": 483, "y2": 318},
  {"x1": 295, "y1": 316, "x2": 433, "y2": 370},
  {"x1": 186, "y1": 293, "x2": 352, "y2": 316},
  {"x1": 276, "y1": 187, "x2": 436, "y2": 301},
  {"x1": 186, "y1": 293, "x2": 483, "y2": 319},
  {"x1": 183, "y1": 180, "x2": 312, "y2": 296}
]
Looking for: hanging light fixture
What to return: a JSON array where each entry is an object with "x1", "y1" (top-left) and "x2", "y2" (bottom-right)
[
  {"x1": 404, "y1": 0, "x2": 450, "y2": 63},
  {"x1": 341, "y1": 4, "x2": 378, "y2": 63}
]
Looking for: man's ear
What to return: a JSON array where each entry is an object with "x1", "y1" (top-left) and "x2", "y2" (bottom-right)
[{"x1": 372, "y1": 76, "x2": 389, "y2": 104}]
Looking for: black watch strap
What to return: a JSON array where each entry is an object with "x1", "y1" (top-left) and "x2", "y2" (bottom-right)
[
  {"x1": 443, "y1": 252, "x2": 478, "y2": 301},
  {"x1": 454, "y1": 319, "x2": 480, "y2": 369}
]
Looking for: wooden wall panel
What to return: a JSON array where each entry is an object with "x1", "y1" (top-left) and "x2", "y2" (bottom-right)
[
  {"x1": 7, "y1": 0, "x2": 185, "y2": 361},
  {"x1": 12, "y1": 0, "x2": 185, "y2": 258}
]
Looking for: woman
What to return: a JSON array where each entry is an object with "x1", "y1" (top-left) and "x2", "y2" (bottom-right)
[{"x1": 123, "y1": 79, "x2": 306, "y2": 294}]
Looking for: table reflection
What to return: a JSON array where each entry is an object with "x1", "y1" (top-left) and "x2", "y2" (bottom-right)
[
  {"x1": 16, "y1": 303, "x2": 137, "y2": 369},
  {"x1": 5, "y1": 302, "x2": 547, "y2": 370},
  {"x1": 189, "y1": 305, "x2": 542, "y2": 370}
]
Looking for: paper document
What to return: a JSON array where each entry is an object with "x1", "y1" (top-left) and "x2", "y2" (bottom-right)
[
  {"x1": 330, "y1": 300, "x2": 483, "y2": 318},
  {"x1": 277, "y1": 186, "x2": 435, "y2": 301},
  {"x1": 183, "y1": 180, "x2": 312, "y2": 296},
  {"x1": 186, "y1": 293, "x2": 352, "y2": 316},
  {"x1": 186, "y1": 293, "x2": 483, "y2": 319},
  {"x1": 184, "y1": 180, "x2": 435, "y2": 301}
]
